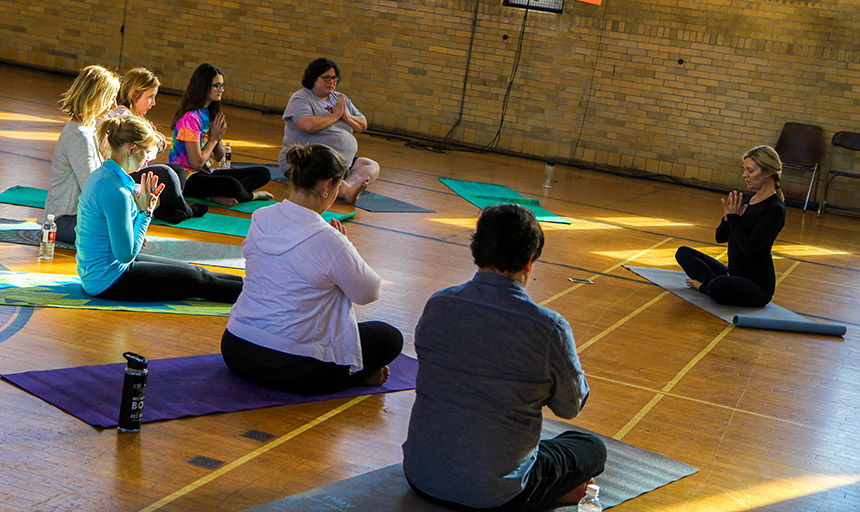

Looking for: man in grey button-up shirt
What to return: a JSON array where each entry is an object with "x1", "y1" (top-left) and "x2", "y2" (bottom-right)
[{"x1": 403, "y1": 204, "x2": 606, "y2": 512}]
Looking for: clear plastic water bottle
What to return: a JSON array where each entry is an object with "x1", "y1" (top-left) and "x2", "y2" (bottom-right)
[
  {"x1": 223, "y1": 141, "x2": 232, "y2": 168},
  {"x1": 39, "y1": 214, "x2": 56, "y2": 260},
  {"x1": 543, "y1": 161, "x2": 555, "y2": 188},
  {"x1": 577, "y1": 483, "x2": 602, "y2": 512}
]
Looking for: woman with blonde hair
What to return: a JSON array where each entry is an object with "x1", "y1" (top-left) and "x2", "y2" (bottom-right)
[
  {"x1": 106, "y1": 67, "x2": 205, "y2": 223},
  {"x1": 45, "y1": 64, "x2": 120, "y2": 242},
  {"x1": 675, "y1": 145, "x2": 786, "y2": 307},
  {"x1": 76, "y1": 116, "x2": 242, "y2": 302},
  {"x1": 222, "y1": 143, "x2": 402, "y2": 393}
]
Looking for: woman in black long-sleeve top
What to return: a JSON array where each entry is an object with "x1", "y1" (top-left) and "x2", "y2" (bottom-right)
[{"x1": 675, "y1": 145, "x2": 786, "y2": 307}]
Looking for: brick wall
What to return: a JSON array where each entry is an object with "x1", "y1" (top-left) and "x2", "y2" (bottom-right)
[{"x1": 2, "y1": 0, "x2": 860, "y2": 208}]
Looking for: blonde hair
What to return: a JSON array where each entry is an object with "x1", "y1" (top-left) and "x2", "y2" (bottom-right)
[
  {"x1": 96, "y1": 116, "x2": 158, "y2": 154},
  {"x1": 119, "y1": 67, "x2": 160, "y2": 112},
  {"x1": 744, "y1": 145, "x2": 784, "y2": 200},
  {"x1": 59, "y1": 65, "x2": 120, "y2": 127}
]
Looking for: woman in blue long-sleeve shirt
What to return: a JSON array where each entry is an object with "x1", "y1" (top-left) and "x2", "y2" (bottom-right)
[{"x1": 76, "y1": 116, "x2": 242, "y2": 303}]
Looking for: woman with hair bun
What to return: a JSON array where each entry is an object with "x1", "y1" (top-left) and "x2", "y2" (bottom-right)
[
  {"x1": 76, "y1": 116, "x2": 243, "y2": 303},
  {"x1": 105, "y1": 67, "x2": 206, "y2": 223},
  {"x1": 222, "y1": 143, "x2": 402, "y2": 394},
  {"x1": 45, "y1": 64, "x2": 120, "y2": 242},
  {"x1": 675, "y1": 145, "x2": 786, "y2": 307}
]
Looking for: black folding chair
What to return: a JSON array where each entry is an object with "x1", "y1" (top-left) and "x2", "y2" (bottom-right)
[
  {"x1": 774, "y1": 122, "x2": 822, "y2": 212},
  {"x1": 818, "y1": 131, "x2": 860, "y2": 216}
]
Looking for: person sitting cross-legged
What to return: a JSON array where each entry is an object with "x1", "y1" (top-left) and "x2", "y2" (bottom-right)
[{"x1": 403, "y1": 203, "x2": 607, "y2": 512}]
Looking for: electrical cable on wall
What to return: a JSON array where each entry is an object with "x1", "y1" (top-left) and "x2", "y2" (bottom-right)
[
  {"x1": 480, "y1": 4, "x2": 530, "y2": 151},
  {"x1": 568, "y1": 0, "x2": 608, "y2": 163},
  {"x1": 117, "y1": 0, "x2": 130, "y2": 70},
  {"x1": 443, "y1": 0, "x2": 481, "y2": 144}
]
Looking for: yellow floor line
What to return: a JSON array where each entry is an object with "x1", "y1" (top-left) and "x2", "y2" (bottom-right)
[
  {"x1": 577, "y1": 291, "x2": 669, "y2": 353},
  {"x1": 614, "y1": 394, "x2": 664, "y2": 440},
  {"x1": 612, "y1": 324, "x2": 734, "y2": 440},
  {"x1": 776, "y1": 260, "x2": 801, "y2": 286},
  {"x1": 662, "y1": 325, "x2": 733, "y2": 392},
  {"x1": 590, "y1": 373, "x2": 808, "y2": 428},
  {"x1": 540, "y1": 237, "x2": 673, "y2": 307},
  {"x1": 139, "y1": 395, "x2": 370, "y2": 512}
]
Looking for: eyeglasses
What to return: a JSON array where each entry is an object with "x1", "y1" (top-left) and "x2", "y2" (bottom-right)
[
  {"x1": 318, "y1": 75, "x2": 339, "y2": 83},
  {"x1": 211, "y1": 83, "x2": 226, "y2": 90}
]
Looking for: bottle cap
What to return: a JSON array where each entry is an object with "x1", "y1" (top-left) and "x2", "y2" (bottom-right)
[
  {"x1": 586, "y1": 483, "x2": 599, "y2": 495},
  {"x1": 47, "y1": 214, "x2": 55, "y2": 221},
  {"x1": 123, "y1": 351, "x2": 149, "y2": 370}
]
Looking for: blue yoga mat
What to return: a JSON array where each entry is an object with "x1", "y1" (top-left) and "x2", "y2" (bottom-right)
[
  {"x1": 625, "y1": 265, "x2": 847, "y2": 336},
  {"x1": 2, "y1": 352, "x2": 417, "y2": 428}
]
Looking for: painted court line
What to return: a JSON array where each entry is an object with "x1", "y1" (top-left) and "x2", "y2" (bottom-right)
[
  {"x1": 577, "y1": 291, "x2": 669, "y2": 353},
  {"x1": 539, "y1": 237, "x2": 674, "y2": 307},
  {"x1": 138, "y1": 395, "x2": 370, "y2": 512},
  {"x1": 614, "y1": 324, "x2": 734, "y2": 440}
]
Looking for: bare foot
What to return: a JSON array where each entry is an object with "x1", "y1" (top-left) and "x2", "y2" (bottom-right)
[
  {"x1": 252, "y1": 190, "x2": 274, "y2": 201},
  {"x1": 338, "y1": 177, "x2": 370, "y2": 204},
  {"x1": 359, "y1": 366, "x2": 390, "y2": 387},
  {"x1": 685, "y1": 278, "x2": 702, "y2": 291},
  {"x1": 554, "y1": 478, "x2": 595, "y2": 505},
  {"x1": 210, "y1": 196, "x2": 239, "y2": 207}
]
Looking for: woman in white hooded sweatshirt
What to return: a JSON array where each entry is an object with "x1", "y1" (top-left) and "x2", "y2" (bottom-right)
[{"x1": 221, "y1": 143, "x2": 402, "y2": 394}]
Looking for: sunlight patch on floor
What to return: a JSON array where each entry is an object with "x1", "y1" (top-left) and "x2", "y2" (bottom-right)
[{"x1": 648, "y1": 473, "x2": 860, "y2": 512}]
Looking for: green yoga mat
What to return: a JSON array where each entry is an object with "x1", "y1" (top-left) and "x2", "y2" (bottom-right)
[
  {"x1": 0, "y1": 186, "x2": 355, "y2": 238},
  {"x1": 0, "y1": 271, "x2": 232, "y2": 316},
  {"x1": 439, "y1": 178, "x2": 569, "y2": 224}
]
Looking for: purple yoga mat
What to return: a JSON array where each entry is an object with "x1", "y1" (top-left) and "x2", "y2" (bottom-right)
[{"x1": 2, "y1": 353, "x2": 417, "y2": 428}]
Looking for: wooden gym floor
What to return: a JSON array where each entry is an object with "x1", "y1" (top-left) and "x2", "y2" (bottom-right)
[{"x1": 1, "y1": 63, "x2": 859, "y2": 512}]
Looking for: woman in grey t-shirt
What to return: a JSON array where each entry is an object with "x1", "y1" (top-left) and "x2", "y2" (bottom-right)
[{"x1": 278, "y1": 58, "x2": 379, "y2": 203}]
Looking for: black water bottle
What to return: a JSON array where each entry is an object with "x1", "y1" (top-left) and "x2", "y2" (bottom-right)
[{"x1": 118, "y1": 352, "x2": 148, "y2": 432}]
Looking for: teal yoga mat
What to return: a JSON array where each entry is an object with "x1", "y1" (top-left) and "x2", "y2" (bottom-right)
[
  {"x1": 0, "y1": 186, "x2": 355, "y2": 238},
  {"x1": 0, "y1": 185, "x2": 47, "y2": 208},
  {"x1": 0, "y1": 271, "x2": 232, "y2": 316},
  {"x1": 439, "y1": 177, "x2": 569, "y2": 224},
  {"x1": 625, "y1": 265, "x2": 847, "y2": 336}
]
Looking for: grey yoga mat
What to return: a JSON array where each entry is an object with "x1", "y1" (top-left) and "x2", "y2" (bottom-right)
[
  {"x1": 244, "y1": 419, "x2": 697, "y2": 511},
  {"x1": 624, "y1": 265, "x2": 847, "y2": 336}
]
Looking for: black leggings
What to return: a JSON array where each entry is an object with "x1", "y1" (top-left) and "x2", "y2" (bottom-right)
[
  {"x1": 130, "y1": 164, "x2": 192, "y2": 224},
  {"x1": 407, "y1": 430, "x2": 606, "y2": 512},
  {"x1": 97, "y1": 253, "x2": 243, "y2": 303},
  {"x1": 221, "y1": 321, "x2": 404, "y2": 394},
  {"x1": 675, "y1": 246, "x2": 772, "y2": 307},
  {"x1": 184, "y1": 166, "x2": 270, "y2": 202}
]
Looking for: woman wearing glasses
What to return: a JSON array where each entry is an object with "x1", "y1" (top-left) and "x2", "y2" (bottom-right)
[
  {"x1": 169, "y1": 63, "x2": 272, "y2": 207},
  {"x1": 277, "y1": 58, "x2": 378, "y2": 204}
]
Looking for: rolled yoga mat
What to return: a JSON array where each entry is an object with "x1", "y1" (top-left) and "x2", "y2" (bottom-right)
[
  {"x1": 244, "y1": 418, "x2": 697, "y2": 511},
  {"x1": 624, "y1": 265, "x2": 847, "y2": 336}
]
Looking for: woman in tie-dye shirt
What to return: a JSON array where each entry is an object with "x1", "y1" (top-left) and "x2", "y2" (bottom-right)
[{"x1": 169, "y1": 64, "x2": 271, "y2": 207}]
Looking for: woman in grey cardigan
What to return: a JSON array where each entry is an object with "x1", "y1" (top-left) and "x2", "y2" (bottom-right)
[{"x1": 45, "y1": 65, "x2": 120, "y2": 243}]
